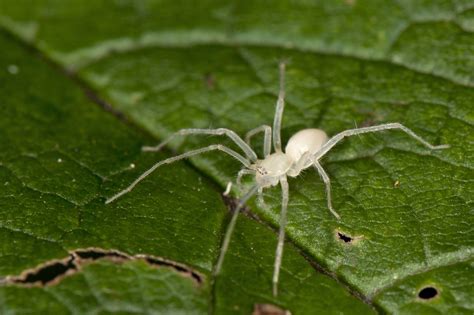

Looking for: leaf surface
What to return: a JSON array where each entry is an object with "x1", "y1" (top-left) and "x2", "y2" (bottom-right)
[{"x1": 0, "y1": 1, "x2": 473, "y2": 314}]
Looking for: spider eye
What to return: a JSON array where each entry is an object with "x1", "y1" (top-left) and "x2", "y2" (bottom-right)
[{"x1": 256, "y1": 166, "x2": 267, "y2": 175}]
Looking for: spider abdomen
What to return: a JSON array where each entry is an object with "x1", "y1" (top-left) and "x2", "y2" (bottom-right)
[{"x1": 285, "y1": 128, "x2": 328, "y2": 162}]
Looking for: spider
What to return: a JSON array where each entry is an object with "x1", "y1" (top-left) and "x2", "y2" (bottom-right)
[{"x1": 106, "y1": 62, "x2": 449, "y2": 296}]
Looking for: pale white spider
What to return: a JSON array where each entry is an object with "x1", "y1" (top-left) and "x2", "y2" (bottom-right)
[{"x1": 106, "y1": 62, "x2": 449, "y2": 296}]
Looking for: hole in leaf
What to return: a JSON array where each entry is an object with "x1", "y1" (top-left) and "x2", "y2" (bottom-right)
[
  {"x1": 75, "y1": 248, "x2": 128, "y2": 260},
  {"x1": 144, "y1": 256, "x2": 203, "y2": 284},
  {"x1": 14, "y1": 256, "x2": 75, "y2": 285},
  {"x1": 335, "y1": 229, "x2": 364, "y2": 245},
  {"x1": 6, "y1": 248, "x2": 203, "y2": 286},
  {"x1": 338, "y1": 232, "x2": 353, "y2": 243},
  {"x1": 418, "y1": 286, "x2": 438, "y2": 300}
]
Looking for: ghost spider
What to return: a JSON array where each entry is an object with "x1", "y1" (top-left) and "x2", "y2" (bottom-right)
[{"x1": 105, "y1": 62, "x2": 449, "y2": 296}]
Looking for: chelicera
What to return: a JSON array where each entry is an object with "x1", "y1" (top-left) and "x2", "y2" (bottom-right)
[{"x1": 106, "y1": 62, "x2": 449, "y2": 296}]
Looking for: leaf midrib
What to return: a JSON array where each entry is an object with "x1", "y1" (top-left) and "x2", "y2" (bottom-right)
[{"x1": 54, "y1": 29, "x2": 474, "y2": 89}]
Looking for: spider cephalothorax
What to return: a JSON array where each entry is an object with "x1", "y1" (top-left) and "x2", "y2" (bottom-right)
[
  {"x1": 254, "y1": 153, "x2": 292, "y2": 187},
  {"x1": 106, "y1": 62, "x2": 449, "y2": 296}
]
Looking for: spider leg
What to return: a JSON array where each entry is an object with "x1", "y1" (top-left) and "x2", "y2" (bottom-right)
[
  {"x1": 272, "y1": 62, "x2": 286, "y2": 152},
  {"x1": 257, "y1": 187, "x2": 267, "y2": 208},
  {"x1": 142, "y1": 128, "x2": 258, "y2": 162},
  {"x1": 223, "y1": 182, "x2": 232, "y2": 196},
  {"x1": 223, "y1": 169, "x2": 255, "y2": 197},
  {"x1": 105, "y1": 144, "x2": 251, "y2": 204},
  {"x1": 214, "y1": 185, "x2": 260, "y2": 276},
  {"x1": 236, "y1": 169, "x2": 255, "y2": 188},
  {"x1": 273, "y1": 176, "x2": 289, "y2": 297},
  {"x1": 245, "y1": 125, "x2": 272, "y2": 157},
  {"x1": 313, "y1": 161, "x2": 341, "y2": 219},
  {"x1": 314, "y1": 123, "x2": 449, "y2": 161}
]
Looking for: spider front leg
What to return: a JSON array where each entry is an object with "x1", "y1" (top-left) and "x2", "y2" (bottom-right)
[
  {"x1": 223, "y1": 169, "x2": 255, "y2": 196},
  {"x1": 272, "y1": 62, "x2": 286, "y2": 152},
  {"x1": 245, "y1": 125, "x2": 272, "y2": 158},
  {"x1": 106, "y1": 144, "x2": 251, "y2": 204},
  {"x1": 237, "y1": 169, "x2": 256, "y2": 188},
  {"x1": 214, "y1": 185, "x2": 260, "y2": 276},
  {"x1": 257, "y1": 187, "x2": 268, "y2": 209},
  {"x1": 272, "y1": 176, "x2": 289, "y2": 297},
  {"x1": 313, "y1": 161, "x2": 340, "y2": 219},
  {"x1": 142, "y1": 128, "x2": 258, "y2": 162}
]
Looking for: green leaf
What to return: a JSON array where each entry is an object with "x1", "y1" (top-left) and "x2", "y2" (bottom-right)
[
  {"x1": 0, "y1": 31, "x2": 218, "y2": 313},
  {"x1": 374, "y1": 261, "x2": 474, "y2": 314},
  {"x1": 1, "y1": 1, "x2": 473, "y2": 314},
  {"x1": 2, "y1": 259, "x2": 209, "y2": 315},
  {"x1": 0, "y1": 12, "x2": 374, "y2": 315}
]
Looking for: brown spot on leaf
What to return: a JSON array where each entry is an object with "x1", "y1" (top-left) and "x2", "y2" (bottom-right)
[
  {"x1": 204, "y1": 73, "x2": 216, "y2": 89},
  {"x1": 252, "y1": 303, "x2": 292, "y2": 315}
]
